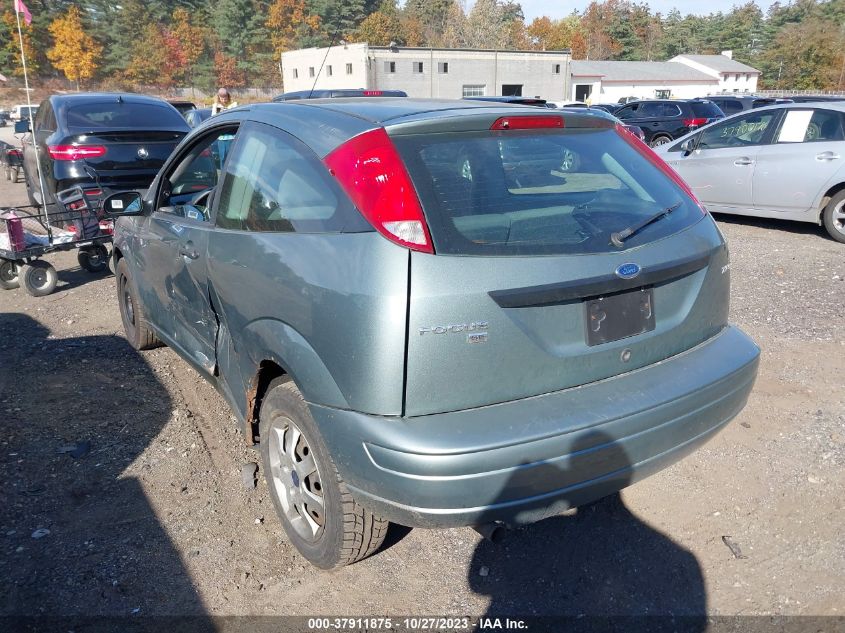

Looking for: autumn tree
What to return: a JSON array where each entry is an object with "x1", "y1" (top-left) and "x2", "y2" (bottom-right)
[
  {"x1": 0, "y1": 11, "x2": 39, "y2": 77},
  {"x1": 125, "y1": 24, "x2": 169, "y2": 88},
  {"x1": 266, "y1": 0, "x2": 321, "y2": 55},
  {"x1": 172, "y1": 7, "x2": 206, "y2": 89},
  {"x1": 47, "y1": 6, "x2": 102, "y2": 89},
  {"x1": 353, "y1": 10, "x2": 402, "y2": 45}
]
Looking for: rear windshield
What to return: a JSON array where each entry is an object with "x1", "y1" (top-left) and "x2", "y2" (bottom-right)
[
  {"x1": 690, "y1": 101, "x2": 724, "y2": 118},
  {"x1": 66, "y1": 102, "x2": 186, "y2": 129},
  {"x1": 394, "y1": 128, "x2": 704, "y2": 256}
]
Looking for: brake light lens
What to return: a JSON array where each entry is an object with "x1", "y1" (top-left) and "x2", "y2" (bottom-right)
[
  {"x1": 490, "y1": 115, "x2": 564, "y2": 130},
  {"x1": 683, "y1": 117, "x2": 708, "y2": 128},
  {"x1": 324, "y1": 127, "x2": 433, "y2": 253},
  {"x1": 615, "y1": 123, "x2": 705, "y2": 214},
  {"x1": 363, "y1": 90, "x2": 383, "y2": 96},
  {"x1": 48, "y1": 145, "x2": 107, "y2": 161}
]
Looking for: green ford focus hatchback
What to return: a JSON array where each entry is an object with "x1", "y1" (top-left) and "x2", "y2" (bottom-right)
[{"x1": 104, "y1": 99, "x2": 760, "y2": 568}]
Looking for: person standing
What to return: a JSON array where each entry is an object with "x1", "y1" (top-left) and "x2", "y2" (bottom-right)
[{"x1": 211, "y1": 88, "x2": 238, "y2": 115}]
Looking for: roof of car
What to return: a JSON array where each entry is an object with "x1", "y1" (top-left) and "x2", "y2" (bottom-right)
[
  {"x1": 49, "y1": 92, "x2": 174, "y2": 105},
  {"x1": 257, "y1": 97, "x2": 559, "y2": 124}
]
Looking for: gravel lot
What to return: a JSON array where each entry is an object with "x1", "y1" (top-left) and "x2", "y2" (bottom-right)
[{"x1": 0, "y1": 125, "x2": 843, "y2": 623}]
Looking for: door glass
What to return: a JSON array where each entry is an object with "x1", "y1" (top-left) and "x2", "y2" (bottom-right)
[
  {"x1": 215, "y1": 121, "x2": 367, "y2": 233},
  {"x1": 640, "y1": 102, "x2": 663, "y2": 117},
  {"x1": 159, "y1": 126, "x2": 238, "y2": 220},
  {"x1": 698, "y1": 111, "x2": 778, "y2": 150},
  {"x1": 778, "y1": 109, "x2": 845, "y2": 143},
  {"x1": 615, "y1": 105, "x2": 637, "y2": 120},
  {"x1": 661, "y1": 103, "x2": 682, "y2": 117}
]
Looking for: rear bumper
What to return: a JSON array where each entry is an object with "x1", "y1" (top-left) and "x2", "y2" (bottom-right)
[{"x1": 309, "y1": 326, "x2": 759, "y2": 528}]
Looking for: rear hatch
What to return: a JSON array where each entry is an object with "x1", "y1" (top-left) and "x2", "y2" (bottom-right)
[
  {"x1": 689, "y1": 100, "x2": 725, "y2": 125},
  {"x1": 386, "y1": 112, "x2": 730, "y2": 416},
  {"x1": 56, "y1": 100, "x2": 187, "y2": 186}
]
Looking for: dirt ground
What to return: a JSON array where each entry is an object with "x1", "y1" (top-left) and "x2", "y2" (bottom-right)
[{"x1": 0, "y1": 125, "x2": 843, "y2": 625}]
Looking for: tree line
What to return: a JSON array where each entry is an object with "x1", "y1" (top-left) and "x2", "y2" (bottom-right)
[{"x1": 0, "y1": 0, "x2": 843, "y2": 93}]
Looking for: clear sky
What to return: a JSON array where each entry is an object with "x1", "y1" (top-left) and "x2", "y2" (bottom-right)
[{"x1": 481, "y1": 0, "x2": 782, "y2": 21}]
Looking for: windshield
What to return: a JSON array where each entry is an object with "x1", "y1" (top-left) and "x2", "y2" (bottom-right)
[{"x1": 394, "y1": 128, "x2": 703, "y2": 255}]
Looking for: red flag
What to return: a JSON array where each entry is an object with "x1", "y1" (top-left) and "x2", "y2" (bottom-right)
[{"x1": 14, "y1": 0, "x2": 32, "y2": 25}]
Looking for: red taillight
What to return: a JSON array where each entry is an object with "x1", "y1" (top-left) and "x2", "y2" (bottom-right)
[
  {"x1": 48, "y1": 145, "x2": 107, "y2": 161},
  {"x1": 324, "y1": 128, "x2": 433, "y2": 253},
  {"x1": 490, "y1": 115, "x2": 564, "y2": 130},
  {"x1": 683, "y1": 117, "x2": 708, "y2": 127},
  {"x1": 615, "y1": 123, "x2": 705, "y2": 214},
  {"x1": 363, "y1": 90, "x2": 383, "y2": 96}
]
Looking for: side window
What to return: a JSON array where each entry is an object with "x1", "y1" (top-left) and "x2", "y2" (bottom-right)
[
  {"x1": 662, "y1": 103, "x2": 682, "y2": 117},
  {"x1": 698, "y1": 111, "x2": 778, "y2": 150},
  {"x1": 777, "y1": 109, "x2": 845, "y2": 143},
  {"x1": 615, "y1": 105, "x2": 637, "y2": 120},
  {"x1": 158, "y1": 126, "x2": 239, "y2": 220},
  {"x1": 215, "y1": 121, "x2": 367, "y2": 233},
  {"x1": 640, "y1": 102, "x2": 664, "y2": 117}
]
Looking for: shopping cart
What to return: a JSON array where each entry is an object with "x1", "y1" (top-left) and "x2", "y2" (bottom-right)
[{"x1": 0, "y1": 185, "x2": 113, "y2": 296}]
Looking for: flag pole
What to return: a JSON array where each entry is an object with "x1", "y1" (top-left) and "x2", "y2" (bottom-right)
[{"x1": 15, "y1": 4, "x2": 50, "y2": 234}]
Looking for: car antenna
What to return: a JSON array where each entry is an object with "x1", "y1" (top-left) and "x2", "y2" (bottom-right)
[{"x1": 308, "y1": 27, "x2": 341, "y2": 99}]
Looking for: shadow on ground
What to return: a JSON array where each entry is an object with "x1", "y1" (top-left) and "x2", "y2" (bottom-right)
[
  {"x1": 0, "y1": 313, "x2": 209, "y2": 624},
  {"x1": 468, "y1": 431, "x2": 706, "y2": 631}
]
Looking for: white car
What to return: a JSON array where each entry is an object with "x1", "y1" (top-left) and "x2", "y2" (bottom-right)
[{"x1": 654, "y1": 102, "x2": 845, "y2": 243}]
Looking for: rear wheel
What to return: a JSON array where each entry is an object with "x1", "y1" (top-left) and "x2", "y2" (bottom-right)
[
  {"x1": 116, "y1": 258, "x2": 162, "y2": 350},
  {"x1": 77, "y1": 244, "x2": 109, "y2": 273},
  {"x1": 822, "y1": 190, "x2": 845, "y2": 244},
  {"x1": 260, "y1": 378, "x2": 388, "y2": 569},
  {"x1": 0, "y1": 259, "x2": 19, "y2": 290},
  {"x1": 649, "y1": 135, "x2": 672, "y2": 148},
  {"x1": 21, "y1": 260, "x2": 58, "y2": 296}
]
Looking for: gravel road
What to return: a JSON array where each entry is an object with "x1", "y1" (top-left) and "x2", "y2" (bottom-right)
[{"x1": 0, "y1": 125, "x2": 843, "y2": 622}]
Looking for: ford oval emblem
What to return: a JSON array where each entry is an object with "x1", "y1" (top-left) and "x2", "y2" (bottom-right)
[
  {"x1": 137, "y1": 147, "x2": 149, "y2": 159},
  {"x1": 615, "y1": 263, "x2": 641, "y2": 279}
]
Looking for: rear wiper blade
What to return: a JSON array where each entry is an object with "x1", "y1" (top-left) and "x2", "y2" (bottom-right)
[{"x1": 610, "y1": 201, "x2": 683, "y2": 248}]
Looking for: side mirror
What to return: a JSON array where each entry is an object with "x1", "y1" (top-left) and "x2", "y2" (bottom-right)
[
  {"x1": 103, "y1": 191, "x2": 143, "y2": 216},
  {"x1": 14, "y1": 120, "x2": 30, "y2": 134},
  {"x1": 680, "y1": 137, "x2": 699, "y2": 156}
]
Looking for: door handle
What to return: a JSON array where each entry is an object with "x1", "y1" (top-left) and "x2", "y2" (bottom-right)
[
  {"x1": 178, "y1": 242, "x2": 199, "y2": 260},
  {"x1": 733, "y1": 158, "x2": 754, "y2": 166},
  {"x1": 816, "y1": 151, "x2": 840, "y2": 161}
]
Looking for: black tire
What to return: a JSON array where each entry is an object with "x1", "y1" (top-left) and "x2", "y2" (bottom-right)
[
  {"x1": 116, "y1": 258, "x2": 162, "y2": 350},
  {"x1": 0, "y1": 259, "x2": 19, "y2": 290},
  {"x1": 77, "y1": 244, "x2": 109, "y2": 273},
  {"x1": 259, "y1": 378, "x2": 388, "y2": 569},
  {"x1": 20, "y1": 260, "x2": 58, "y2": 296},
  {"x1": 649, "y1": 135, "x2": 672, "y2": 148},
  {"x1": 821, "y1": 190, "x2": 845, "y2": 244}
]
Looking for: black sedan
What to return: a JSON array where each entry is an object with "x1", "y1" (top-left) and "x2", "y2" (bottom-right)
[{"x1": 19, "y1": 93, "x2": 189, "y2": 207}]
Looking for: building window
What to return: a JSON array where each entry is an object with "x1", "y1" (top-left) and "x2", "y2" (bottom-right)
[
  {"x1": 293, "y1": 68, "x2": 298, "y2": 79},
  {"x1": 413, "y1": 62, "x2": 424, "y2": 73},
  {"x1": 438, "y1": 62, "x2": 448, "y2": 73},
  {"x1": 553, "y1": 63, "x2": 561, "y2": 74},
  {"x1": 346, "y1": 63, "x2": 353, "y2": 75},
  {"x1": 308, "y1": 67, "x2": 315, "y2": 78},
  {"x1": 462, "y1": 84, "x2": 486, "y2": 97},
  {"x1": 326, "y1": 65, "x2": 332, "y2": 77},
  {"x1": 384, "y1": 61, "x2": 396, "y2": 73},
  {"x1": 735, "y1": 73, "x2": 740, "y2": 80}
]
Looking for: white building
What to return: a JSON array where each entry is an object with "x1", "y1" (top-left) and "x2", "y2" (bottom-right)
[
  {"x1": 569, "y1": 54, "x2": 761, "y2": 104},
  {"x1": 281, "y1": 43, "x2": 571, "y2": 100},
  {"x1": 671, "y1": 53, "x2": 760, "y2": 94},
  {"x1": 570, "y1": 61, "x2": 718, "y2": 103}
]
